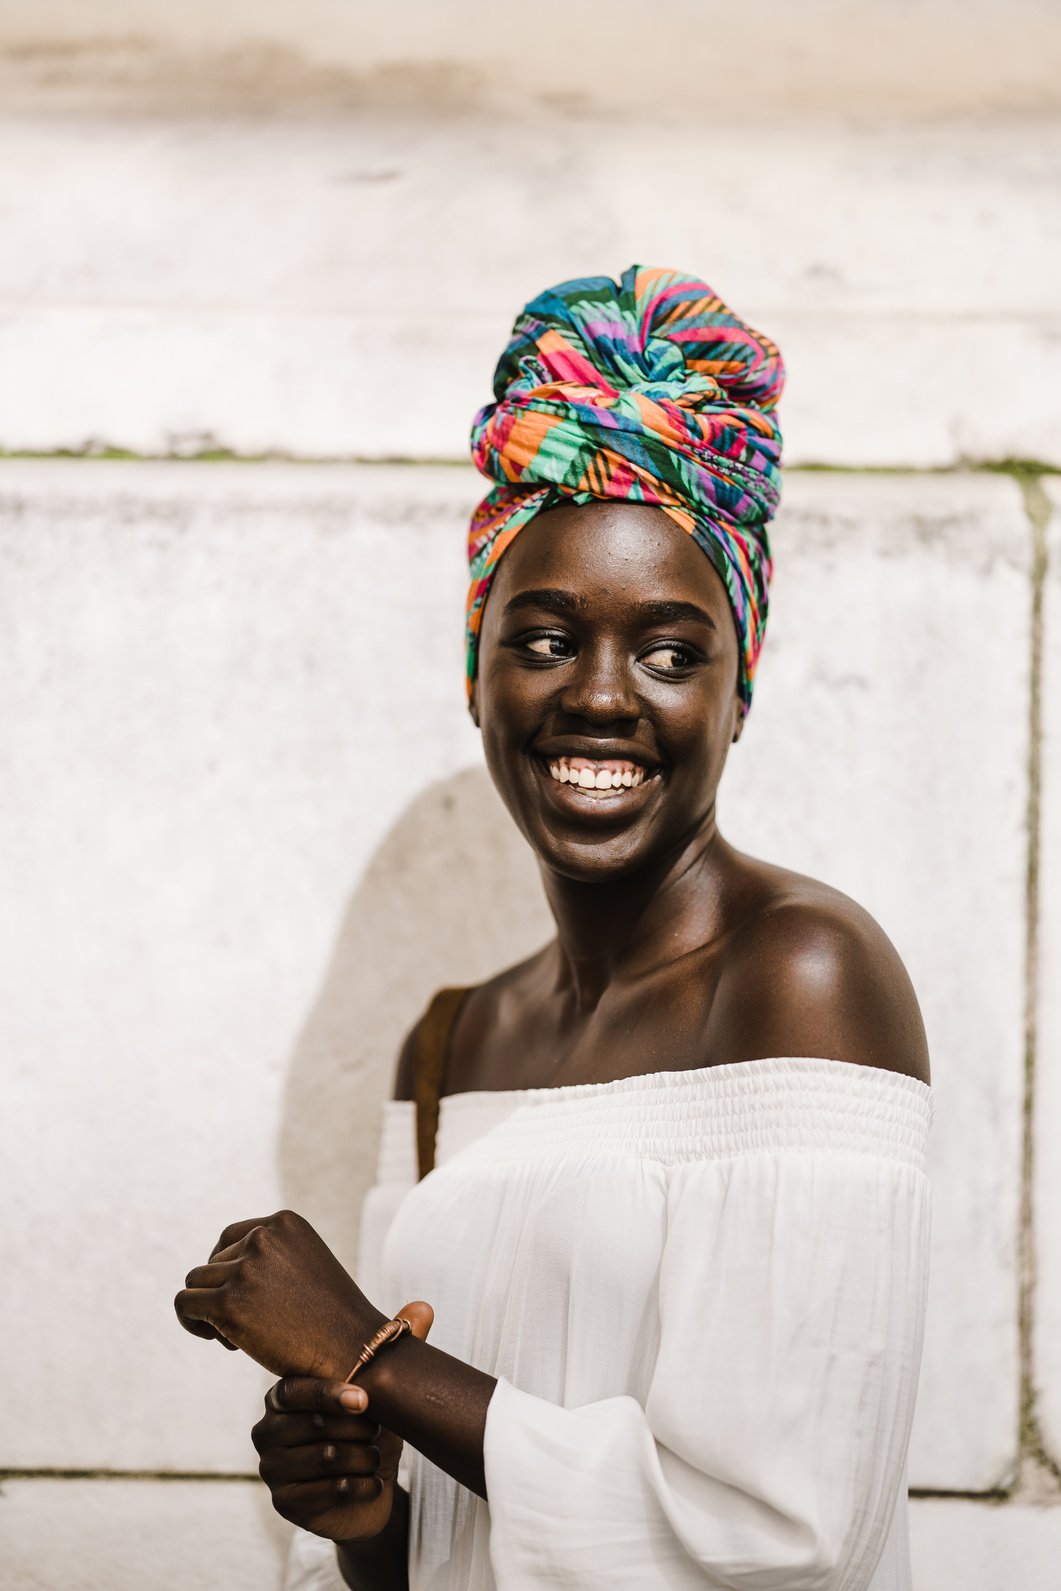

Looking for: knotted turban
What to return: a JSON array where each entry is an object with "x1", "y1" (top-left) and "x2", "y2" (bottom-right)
[{"x1": 467, "y1": 264, "x2": 785, "y2": 715}]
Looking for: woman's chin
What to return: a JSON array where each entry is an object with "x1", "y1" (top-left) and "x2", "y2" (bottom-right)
[{"x1": 524, "y1": 825, "x2": 663, "y2": 885}]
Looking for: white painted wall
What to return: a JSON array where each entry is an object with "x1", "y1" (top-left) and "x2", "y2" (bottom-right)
[
  {"x1": 0, "y1": 113, "x2": 1058, "y2": 469},
  {"x1": 1, "y1": 5, "x2": 1060, "y2": 1586}
]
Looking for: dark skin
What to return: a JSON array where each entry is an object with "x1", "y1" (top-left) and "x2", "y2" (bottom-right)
[{"x1": 176, "y1": 502, "x2": 930, "y2": 1589}]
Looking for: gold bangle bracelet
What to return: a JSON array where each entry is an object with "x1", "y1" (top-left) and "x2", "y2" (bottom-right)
[{"x1": 343, "y1": 1314, "x2": 413, "y2": 1384}]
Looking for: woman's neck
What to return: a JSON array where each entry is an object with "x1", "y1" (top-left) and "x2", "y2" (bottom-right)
[{"x1": 540, "y1": 812, "x2": 732, "y2": 1012}]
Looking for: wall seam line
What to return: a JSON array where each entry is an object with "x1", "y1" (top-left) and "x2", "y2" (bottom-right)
[
  {"x1": 0, "y1": 1469, "x2": 259, "y2": 1484},
  {"x1": 0, "y1": 450, "x2": 1060, "y2": 475},
  {"x1": 1013, "y1": 473, "x2": 1061, "y2": 1501}
]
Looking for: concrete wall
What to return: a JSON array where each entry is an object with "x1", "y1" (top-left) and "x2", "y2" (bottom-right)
[{"x1": 1, "y1": 6, "x2": 1060, "y2": 1587}]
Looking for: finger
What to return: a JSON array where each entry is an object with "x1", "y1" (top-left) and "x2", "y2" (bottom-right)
[
  {"x1": 268, "y1": 1474, "x2": 383, "y2": 1523},
  {"x1": 174, "y1": 1287, "x2": 238, "y2": 1350},
  {"x1": 259, "y1": 1440, "x2": 381, "y2": 1486},
  {"x1": 183, "y1": 1261, "x2": 238, "y2": 1291},
  {"x1": 210, "y1": 1216, "x2": 269, "y2": 1260},
  {"x1": 177, "y1": 1315, "x2": 239, "y2": 1349},
  {"x1": 268, "y1": 1377, "x2": 370, "y2": 1417},
  {"x1": 397, "y1": 1300, "x2": 434, "y2": 1342},
  {"x1": 252, "y1": 1409, "x2": 380, "y2": 1451}
]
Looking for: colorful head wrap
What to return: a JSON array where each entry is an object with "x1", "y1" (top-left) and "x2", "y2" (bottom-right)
[{"x1": 467, "y1": 264, "x2": 785, "y2": 714}]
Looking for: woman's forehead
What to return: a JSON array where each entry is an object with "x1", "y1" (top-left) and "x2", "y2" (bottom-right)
[{"x1": 488, "y1": 501, "x2": 730, "y2": 616}]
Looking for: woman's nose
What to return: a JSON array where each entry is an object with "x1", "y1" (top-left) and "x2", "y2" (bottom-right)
[{"x1": 559, "y1": 646, "x2": 639, "y2": 724}]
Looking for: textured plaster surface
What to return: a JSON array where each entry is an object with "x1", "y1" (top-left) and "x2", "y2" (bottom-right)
[
  {"x1": 0, "y1": 462, "x2": 509, "y2": 1471},
  {"x1": 0, "y1": 464, "x2": 1028, "y2": 1493},
  {"x1": 0, "y1": 1478, "x2": 289, "y2": 1591},
  {"x1": 0, "y1": 113, "x2": 1058, "y2": 467},
  {"x1": 908, "y1": 1497, "x2": 1061, "y2": 1589}
]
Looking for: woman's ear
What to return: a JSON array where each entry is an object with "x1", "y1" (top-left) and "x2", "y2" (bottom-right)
[
  {"x1": 730, "y1": 694, "x2": 745, "y2": 745},
  {"x1": 468, "y1": 681, "x2": 481, "y2": 729}
]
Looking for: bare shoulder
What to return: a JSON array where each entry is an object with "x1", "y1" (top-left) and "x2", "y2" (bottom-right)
[
  {"x1": 710, "y1": 862, "x2": 931, "y2": 1085},
  {"x1": 390, "y1": 950, "x2": 550, "y2": 1101}
]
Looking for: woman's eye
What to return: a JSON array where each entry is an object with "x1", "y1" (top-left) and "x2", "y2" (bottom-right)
[
  {"x1": 524, "y1": 634, "x2": 573, "y2": 658},
  {"x1": 641, "y1": 643, "x2": 697, "y2": 672}
]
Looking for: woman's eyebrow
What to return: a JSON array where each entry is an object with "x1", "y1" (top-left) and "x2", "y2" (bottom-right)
[
  {"x1": 503, "y1": 587, "x2": 583, "y2": 616},
  {"x1": 637, "y1": 599, "x2": 718, "y2": 630},
  {"x1": 503, "y1": 590, "x2": 718, "y2": 629}
]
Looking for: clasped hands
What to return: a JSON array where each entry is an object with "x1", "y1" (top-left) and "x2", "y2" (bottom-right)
[{"x1": 175, "y1": 1209, "x2": 433, "y2": 1542}]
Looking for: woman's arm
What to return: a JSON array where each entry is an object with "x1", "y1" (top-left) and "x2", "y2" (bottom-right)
[{"x1": 176, "y1": 1208, "x2": 496, "y2": 1499}]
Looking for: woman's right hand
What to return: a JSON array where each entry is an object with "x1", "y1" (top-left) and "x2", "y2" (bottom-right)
[
  {"x1": 252, "y1": 1376, "x2": 405, "y2": 1541},
  {"x1": 252, "y1": 1299, "x2": 433, "y2": 1542}
]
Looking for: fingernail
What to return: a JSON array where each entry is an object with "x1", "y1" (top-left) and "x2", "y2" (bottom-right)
[{"x1": 339, "y1": 1388, "x2": 367, "y2": 1412}]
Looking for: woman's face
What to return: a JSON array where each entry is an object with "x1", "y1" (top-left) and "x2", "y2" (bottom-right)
[{"x1": 474, "y1": 502, "x2": 744, "y2": 883}]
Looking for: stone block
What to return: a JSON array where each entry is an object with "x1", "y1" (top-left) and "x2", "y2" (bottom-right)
[
  {"x1": 909, "y1": 1498, "x2": 1061, "y2": 1590},
  {"x1": 0, "y1": 114, "x2": 1058, "y2": 467},
  {"x1": 0, "y1": 463, "x2": 1032, "y2": 1491},
  {"x1": 0, "y1": 1477, "x2": 289, "y2": 1591},
  {"x1": 1034, "y1": 478, "x2": 1061, "y2": 1467}
]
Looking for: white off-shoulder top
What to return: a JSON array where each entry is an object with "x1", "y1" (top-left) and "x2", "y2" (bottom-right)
[{"x1": 285, "y1": 1057, "x2": 933, "y2": 1591}]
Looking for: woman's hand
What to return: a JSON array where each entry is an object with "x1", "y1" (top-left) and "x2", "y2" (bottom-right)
[
  {"x1": 175, "y1": 1209, "x2": 390, "y2": 1380},
  {"x1": 252, "y1": 1352, "x2": 429, "y2": 1543}
]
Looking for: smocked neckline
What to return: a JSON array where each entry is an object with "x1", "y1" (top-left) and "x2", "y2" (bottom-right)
[{"x1": 428, "y1": 1054, "x2": 932, "y2": 1108}]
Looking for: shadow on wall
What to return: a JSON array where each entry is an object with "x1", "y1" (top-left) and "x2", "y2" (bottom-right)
[{"x1": 277, "y1": 764, "x2": 553, "y2": 1268}]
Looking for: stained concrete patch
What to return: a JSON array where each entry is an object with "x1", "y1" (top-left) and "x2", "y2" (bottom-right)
[{"x1": 1, "y1": 0, "x2": 1060, "y2": 118}]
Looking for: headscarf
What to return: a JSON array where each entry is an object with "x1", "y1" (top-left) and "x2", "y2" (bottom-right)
[{"x1": 466, "y1": 264, "x2": 784, "y2": 715}]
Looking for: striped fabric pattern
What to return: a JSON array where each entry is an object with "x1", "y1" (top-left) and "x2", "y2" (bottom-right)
[{"x1": 467, "y1": 265, "x2": 785, "y2": 714}]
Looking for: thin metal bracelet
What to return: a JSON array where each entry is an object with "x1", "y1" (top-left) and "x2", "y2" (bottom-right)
[{"x1": 343, "y1": 1314, "x2": 413, "y2": 1384}]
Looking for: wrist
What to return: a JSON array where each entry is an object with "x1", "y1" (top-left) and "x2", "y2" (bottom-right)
[
  {"x1": 336, "y1": 1485, "x2": 410, "y2": 1590},
  {"x1": 324, "y1": 1303, "x2": 390, "y2": 1383}
]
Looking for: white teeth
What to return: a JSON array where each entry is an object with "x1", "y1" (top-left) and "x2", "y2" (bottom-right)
[{"x1": 545, "y1": 757, "x2": 653, "y2": 792}]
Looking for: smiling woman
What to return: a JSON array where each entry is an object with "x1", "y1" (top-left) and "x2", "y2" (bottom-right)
[
  {"x1": 175, "y1": 266, "x2": 933, "y2": 1591},
  {"x1": 473, "y1": 502, "x2": 743, "y2": 888}
]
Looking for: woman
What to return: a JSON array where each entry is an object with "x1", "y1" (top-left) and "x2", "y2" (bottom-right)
[{"x1": 176, "y1": 266, "x2": 933, "y2": 1591}]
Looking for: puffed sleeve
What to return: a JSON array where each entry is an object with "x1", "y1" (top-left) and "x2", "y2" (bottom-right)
[
  {"x1": 283, "y1": 1101, "x2": 417, "y2": 1591},
  {"x1": 483, "y1": 1108, "x2": 932, "y2": 1590}
]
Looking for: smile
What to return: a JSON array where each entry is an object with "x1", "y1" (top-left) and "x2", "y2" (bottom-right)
[{"x1": 535, "y1": 755, "x2": 661, "y2": 803}]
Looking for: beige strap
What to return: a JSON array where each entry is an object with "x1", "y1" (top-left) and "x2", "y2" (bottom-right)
[{"x1": 414, "y1": 986, "x2": 470, "y2": 1181}]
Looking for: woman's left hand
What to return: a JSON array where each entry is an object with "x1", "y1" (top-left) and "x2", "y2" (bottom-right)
[{"x1": 174, "y1": 1210, "x2": 385, "y2": 1380}]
